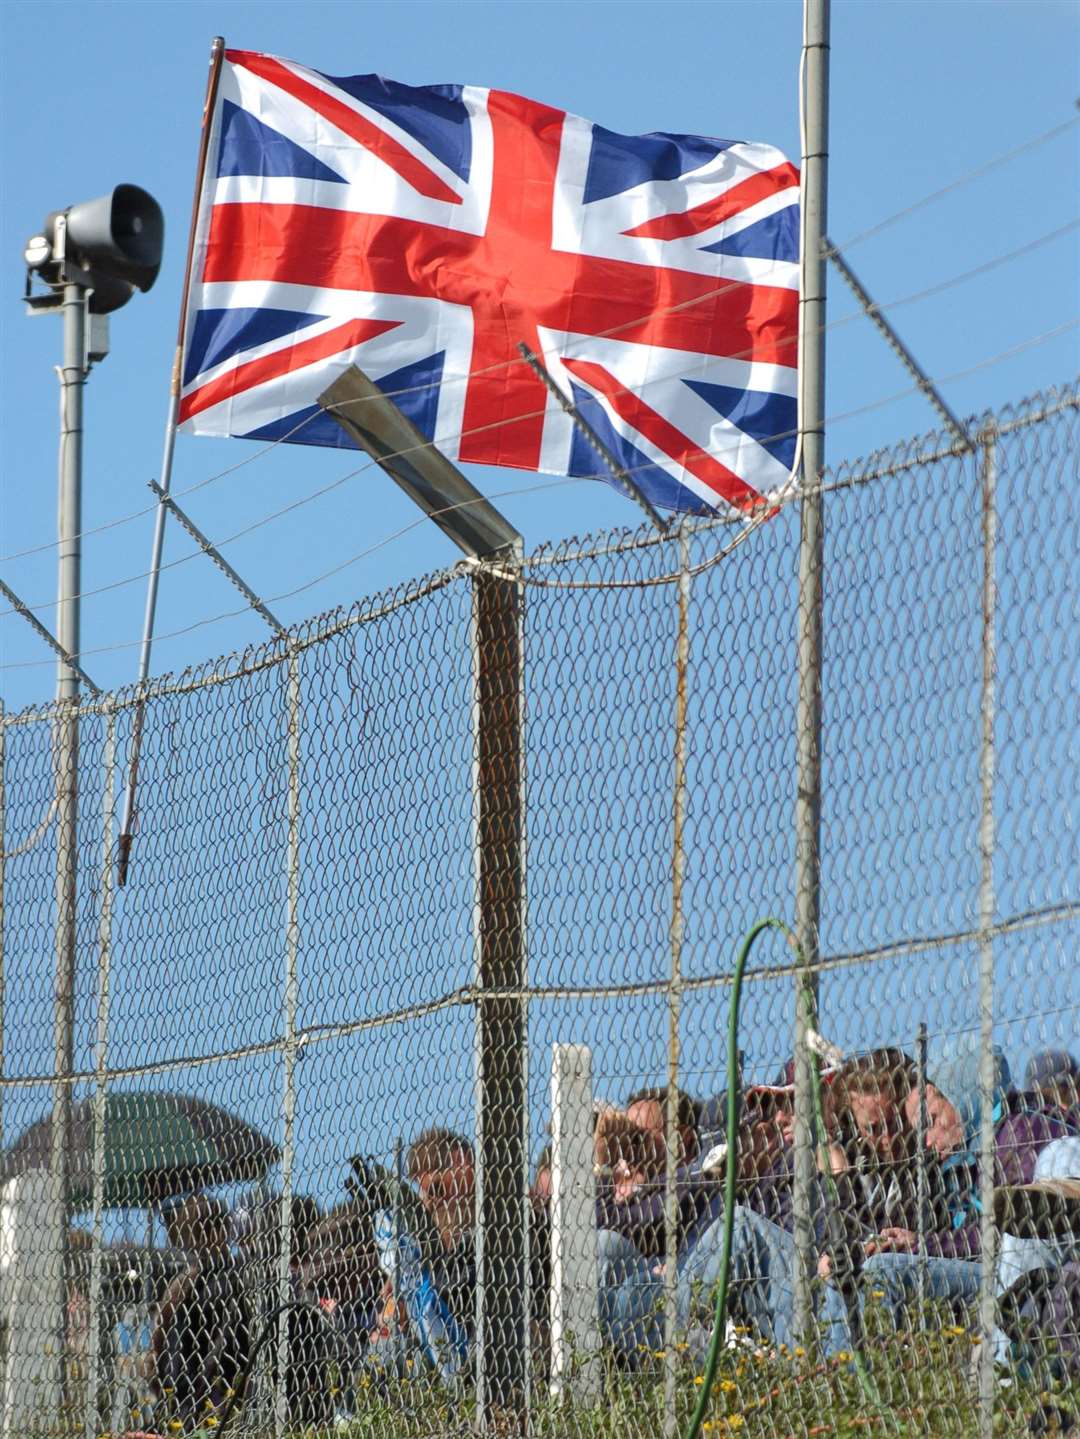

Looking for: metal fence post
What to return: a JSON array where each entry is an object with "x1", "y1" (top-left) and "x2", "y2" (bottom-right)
[
  {"x1": 793, "y1": 0, "x2": 831, "y2": 1349},
  {"x1": 0, "y1": 701, "x2": 5, "y2": 1158},
  {"x1": 915, "y1": 1021, "x2": 929, "y2": 1313},
  {"x1": 976, "y1": 425, "x2": 999, "y2": 1437},
  {"x1": 85, "y1": 709, "x2": 115, "y2": 1439},
  {"x1": 472, "y1": 544, "x2": 527, "y2": 1432},
  {"x1": 275, "y1": 645, "x2": 302, "y2": 1438},
  {"x1": 663, "y1": 527, "x2": 690, "y2": 1434}
]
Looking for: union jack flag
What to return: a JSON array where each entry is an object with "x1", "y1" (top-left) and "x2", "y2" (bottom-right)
[{"x1": 179, "y1": 49, "x2": 800, "y2": 515}]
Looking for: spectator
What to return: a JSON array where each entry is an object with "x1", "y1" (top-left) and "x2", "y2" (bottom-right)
[
  {"x1": 996, "y1": 1134, "x2": 1080, "y2": 1284},
  {"x1": 678, "y1": 1057, "x2": 930, "y2": 1360},
  {"x1": 152, "y1": 1195, "x2": 251, "y2": 1434},
  {"x1": 303, "y1": 1201, "x2": 381, "y2": 1422},
  {"x1": 1024, "y1": 1050, "x2": 1080, "y2": 1127},
  {"x1": 625, "y1": 1086, "x2": 700, "y2": 1167},
  {"x1": 368, "y1": 1129, "x2": 475, "y2": 1383},
  {"x1": 530, "y1": 1145, "x2": 553, "y2": 1207},
  {"x1": 830, "y1": 1032, "x2": 1075, "y2": 1355},
  {"x1": 592, "y1": 1088, "x2": 721, "y2": 1361},
  {"x1": 409, "y1": 1133, "x2": 475, "y2": 1340}
]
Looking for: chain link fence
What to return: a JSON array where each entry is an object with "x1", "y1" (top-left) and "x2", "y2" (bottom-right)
[{"x1": 0, "y1": 382, "x2": 1076, "y2": 1438}]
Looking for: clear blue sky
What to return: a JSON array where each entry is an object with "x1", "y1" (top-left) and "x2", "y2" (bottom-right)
[
  {"x1": 1, "y1": 0, "x2": 1077, "y2": 712},
  {"x1": 0, "y1": 1, "x2": 1076, "y2": 1208}
]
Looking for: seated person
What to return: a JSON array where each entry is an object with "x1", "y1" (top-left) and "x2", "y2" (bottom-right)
[
  {"x1": 829, "y1": 1034, "x2": 1075, "y2": 1359},
  {"x1": 591, "y1": 1087, "x2": 722, "y2": 1362},
  {"x1": 673, "y1": 1058, "x2": 914, "y2": 1360},
  {"x1": 1022, "y1": 1049, "x2": 1080, "y2": 1130},
  {"x1": 367, "y1": 1129, "x2": 475, "y2": 1383},
  {"x1": 994, "y1": 1135, "x2": 1080, "y2": 1374},
  {"x1": 152, "y1": 1195, "x2": 251, "y2": 1434}
]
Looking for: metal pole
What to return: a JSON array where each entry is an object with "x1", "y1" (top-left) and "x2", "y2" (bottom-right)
[
  {"x1": 50, "y1": 279, "x2": 89, "y2": 1422},
  {"x1": 915, "y1": 1022, "x2": 928, "y2": 1313},
  {"x1": 792, "y1": 0, "x2": 831, "y2": 1349},
  {"x1": 275, "y1": 645, "x2": 302, "y2": 1438},
  {"x1": 976, "y1": 426, "x2": 998, "y2": 1438},
  {"x1": 85, "y1": 710, "x2": 115, "y2": 1439},
  {"x1": 472, "y1": 543, "x2": 527, "y2": 1433},
  {"x1": 663, "y1": 527, "x2": 690, "y2": 1435},
  {"x1": 0, "y1": 700, "x2": 6, "y2": 1158},
  {"x1": 118, "y1": 36, "x2": 226, "y2": 885}
]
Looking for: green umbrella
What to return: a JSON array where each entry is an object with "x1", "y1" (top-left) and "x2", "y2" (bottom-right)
[{"x1": 1, "y1": 1090, "x2": 281, "y2": 1209}]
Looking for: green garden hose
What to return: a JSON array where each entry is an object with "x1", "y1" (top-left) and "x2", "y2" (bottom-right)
[{"x1": 682, "y1": 918, "x2": 891, "y2": 1439}]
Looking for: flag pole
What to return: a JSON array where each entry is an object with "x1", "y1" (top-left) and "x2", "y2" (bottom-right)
[
  {"x1": 117, "y1": 35, "x2": 226, "y2": 885},
  {"x1": 792, "y1": 0, "x2": 830, "y2": 1349}
]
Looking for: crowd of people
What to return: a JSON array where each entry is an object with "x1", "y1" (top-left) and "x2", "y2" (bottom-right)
[{"x1": 106, "y1": 1036, "x2": 1079, "y2": 1432}]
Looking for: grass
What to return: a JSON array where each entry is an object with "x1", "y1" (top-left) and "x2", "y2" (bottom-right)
[
  {"x1": 161, "y1": 1329, "x2": 1076, "y2": 1439},
  {"x1": 49, "y1": 1299, "x2": 1080, "y2": 1438}
]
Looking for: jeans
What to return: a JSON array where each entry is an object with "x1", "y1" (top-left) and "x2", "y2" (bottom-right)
[
  {"x1": 678, "y1": 1205, "x2": 805, "y2": 1354},
  {"x1": 596, "y1": 1228, "x2": 664, "y2": 1359},
  {"x1": 842, "y1": 1251, "x2": 1007, "y2": 1359}
]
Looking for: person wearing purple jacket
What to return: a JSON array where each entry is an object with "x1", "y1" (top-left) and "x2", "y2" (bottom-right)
[{"x1": 836, "y1": 1031, "x2": 1076, "y2": 1346}]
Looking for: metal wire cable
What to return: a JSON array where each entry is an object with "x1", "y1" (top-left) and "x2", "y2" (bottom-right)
[{"x1": 829, "y1": 111, "x2": 1080, "y2": 255}]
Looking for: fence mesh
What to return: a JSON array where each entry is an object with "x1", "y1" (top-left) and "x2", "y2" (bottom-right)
[{"x1": 0, "y1": 383, "x2": 1076, "y2": 1438}]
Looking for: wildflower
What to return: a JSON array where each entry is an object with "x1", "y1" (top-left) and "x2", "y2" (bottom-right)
[
  {"x1": 943, "y1": 1325, "x2": 967, "y2": 1338},
  {"x1": 168, "y1": 1425, "x2": 183, "y2": 1434},
  {"x1": 654, "y1": 1349, "x2": 667, "y2": 1359},
  {"x1": 871, "y1": 1289, "x2": 885, "y2": 1299},
  {"x1": 715, "y1": 1378, "x2": 737, "y2": 1394},
  {"x1": 676, "y1": 1341, "x2": 690, "y2": 1352},
  {"x1": 794, "y1": 1345, "x2": 805, "y2": 1357},
  {"x1": 835, "y1": 1350, "x2": 852, "y2": 1364},
  {"x1": 723, "y1": 1418, "x2": 746, "y2": 1431},
  {"x1": 694, "y1": 1375, "x2": 705, "y2": 1386}
]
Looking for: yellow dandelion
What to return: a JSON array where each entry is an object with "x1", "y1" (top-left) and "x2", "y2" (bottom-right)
[
  {"x1": 715, "y1": 1378, "x2": 737, "y2": 1394},
  {"x1": 723, "y1": 1418, "x2": 746, "y2": 1431},
  {"x1": 794, "y1": 1345, "x2": 806, "y2": 1357},
  {"x1": 168, "y1": 1424, "x2": 183, "y2": 1434},
  {"x1": 871, "y1": 1289, "x2": 885, "y2": 1299},
  {"x1": 694, "y1": 1374, "x2": 705, "y2": 1385},
  {"x1": 835, "y1": 1350, "x2": 852, "y2": 1363},
  {"x1": 654, "y1": 1349, "x2": 667, "y2": 1359}
]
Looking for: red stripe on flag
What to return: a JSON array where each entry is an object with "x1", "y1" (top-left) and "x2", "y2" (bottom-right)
[
  {"x1": 561, "y1": 358, "x2": 768, "y2": 514},
  {"x1": 179, "y1": 316, "x2": 400, "y2": 424},
  {"x1": 201, "y1": 203, "x2": 799, "y2": 368},
  {"x1": 227, "y1": 50, "x2": 463, "y2": 207},
  {"x1": 456, "y1": 89, "x2": 567, "y2": 470},
  {"x1": 622, "y1": 162, "x2": 799, "y2": 241}
]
